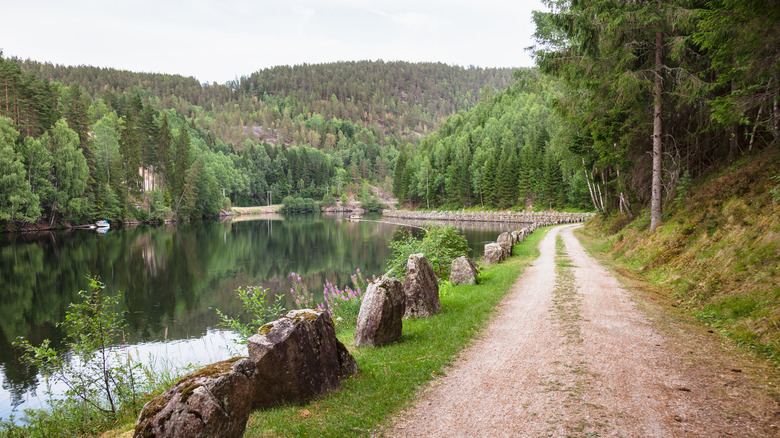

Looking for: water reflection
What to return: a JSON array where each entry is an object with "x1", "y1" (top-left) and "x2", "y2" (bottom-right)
[{"x1": 0, "y1": 213, "x2": 510, "y2": 420}]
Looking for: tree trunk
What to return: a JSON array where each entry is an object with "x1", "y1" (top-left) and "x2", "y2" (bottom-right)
[
  {"x1": 582, "y1": 161, "x2": 600, "y2": 211},
  {"x1": 650, "y1": 29, "x2": 664, "y2": 231}
]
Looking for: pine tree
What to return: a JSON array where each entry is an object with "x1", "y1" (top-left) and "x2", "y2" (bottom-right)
[
  {"x1": 533, "y1": 0, "x2": 698, "y2": 227},
  {"x1": 482, "y1": 151, "x2": 498, "y2": 207},
  {"x1": 157, "y1": 113, "x2": 173, "y2": 199},
  {"x1": 119, "y1": 112, "x2": 142, "y2": 205},
  {"x1": 171, "y1": 126, "x2": 191, "y2": 201},
  {"x1": 64, "y1": 85, "x2": 96, "y2": 191}
]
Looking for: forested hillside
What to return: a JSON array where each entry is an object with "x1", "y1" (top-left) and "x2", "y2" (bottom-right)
[
  {"x1": 18, "y1": 59, "x2": 514, "y2": 145},
  {"x1": 0, "y1": 57, "x2": 514, "y2": 227},
  {"x1": 392, "y1": 70, "x2": 591, "y2": 210}
]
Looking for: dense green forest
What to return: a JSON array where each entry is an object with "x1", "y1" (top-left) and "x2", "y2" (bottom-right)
[
  {"x1": 393, "y1": 0, "x2": 779, "y2": 215},
  {"x1": 531, "y1": 0, "x2": 779, "y2": 228},
  {"x1": 0, "y1": 58, "x2": 514, "y2": 227},
  {"x1": 391, "y1": 70, "x2": 591, "y2": 210}
]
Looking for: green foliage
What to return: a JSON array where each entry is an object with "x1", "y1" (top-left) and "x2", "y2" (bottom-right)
[
  {"x1": 280, "y1": 195, "x2": 320, "y2": 213},
  {"x1": 359, "y1": 184, "x2": 386, "y2": 211},
  {"x1": 0, "y1": 55, "x2": 518, "y2": 225},
  {"x1": 387, "y1": 225, "x2": 470, "y2": 279},
  {"x1": 0, "y1": 118, "x2": 41, "y2": 223},
  {"x1": 289, "y1": 269, "x2": 370, "y2": 327},
  {"x1": 770, "y1": 173, "x2": 780, "y2": 204},
  {"x1": 393, "y1": 73, "x2": 587, "y2": 210},
  {"x1": 13, "y1": 277, "x2": 141, "y2": 420},
  {"x1": 675, "y1": 170, "x2": 693, "y2": 204},
  {"x1": 581, "y1": 149, "x2": 780, "y2": 361},
  {"x1": 321, "y1": 192, "x2": 336, "y2": 207},
  {"x1": 216, "y1": 286, "x2": 286, "y2": 343}
]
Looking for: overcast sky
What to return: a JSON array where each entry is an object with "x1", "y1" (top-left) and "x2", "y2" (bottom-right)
[{"x1": 1, "y1": 0, "x2": 546, "y2": 84}]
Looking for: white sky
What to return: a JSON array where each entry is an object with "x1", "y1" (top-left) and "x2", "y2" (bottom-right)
[{"x1": 1, "y1": 0, "x2": 545, "y2": 84}]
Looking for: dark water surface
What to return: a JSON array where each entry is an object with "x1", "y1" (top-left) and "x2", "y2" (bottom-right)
[{"x1": 0, "y1": 213, "x2": 510, "y2": 420}]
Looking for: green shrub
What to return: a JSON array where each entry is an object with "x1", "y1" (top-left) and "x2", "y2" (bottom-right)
[
  {"x1": 321, "y1": 192, "x2": 337, "y2": 207},
  {"x1": 280, "y1": 195, "x2": 320, "y2": 213},
  {"x1": 11, "y1": 277, "x2": 143, "y2": 434},
  {"x1": 216, "y1": 286, "x2": 286, "y2": 343},
  {"x1": 387, "y1": 225, "x2": 470, "y2": 279}
]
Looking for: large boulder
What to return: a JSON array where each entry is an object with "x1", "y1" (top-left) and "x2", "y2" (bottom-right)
[
  {"x1": 355, "y1": 275, "x2": 405, "y2": 347},
  {"x1": 449, "y1": 256, "x2": 479, "y2": 285},
  {"x1": 135, "y1": 309, "x2": 357, "y2": 438},
  {"x1": 496, "y1": 232, "x2": 513, "y2": 257},
  {"x1": 247, "y1": 309, "x2": 359, "y2": 407},
  {"x1": 403, "y1": 253, "x2": 441, "y2": 318},
  {"x1": 484, "y1": 243, "x2": 505, "y2": 266},
  {"x1": 134, "y1": 357, "x2": 261, "y2": 438}
]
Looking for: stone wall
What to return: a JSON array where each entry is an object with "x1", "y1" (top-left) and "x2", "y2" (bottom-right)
[{"x1": 383, "y1": 210, "x2": 594, "y2": 227}]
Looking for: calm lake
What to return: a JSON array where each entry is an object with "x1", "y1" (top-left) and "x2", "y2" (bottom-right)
[{"x1": 0, "y1": 213, "x2": 512, "y2": 421}]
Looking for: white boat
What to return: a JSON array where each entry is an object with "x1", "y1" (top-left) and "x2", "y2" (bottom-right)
[{"x1": 95, "y1": 220, "x2": 110, "y2": 228}]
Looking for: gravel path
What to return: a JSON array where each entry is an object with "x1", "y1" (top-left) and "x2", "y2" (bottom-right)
[{"x1": 385, "y1": 224, "x2": 779, "y2": 437}]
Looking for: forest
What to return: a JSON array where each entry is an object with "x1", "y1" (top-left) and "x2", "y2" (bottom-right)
[
  {"x1": 530, "y1": 0, "x2": 779, "y2": 228},
  {"x1": 392, "y1": 0, "x2": 779, "y2": 217},
  {"x1": 1, "y1": 1, "x2": 779, "y2": 229},
  {"x1": 0, "y1": 58, "x2": 514, "y2": 227},
  {"x1": 391, "y1": 71, "x2": 592, "y2": 210}
]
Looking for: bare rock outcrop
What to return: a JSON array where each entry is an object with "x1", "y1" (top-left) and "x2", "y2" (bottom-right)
[
  {"x1": 134, "y1": 309, "x2": 357, "y2": 438},
  {"x1": 484, "y1": 243, "x2": 505, "y2": 266},
  {"x1": 450, "y1": 256, "x2": 479, "y2": 285},
  {"x1": 355, "y1": 275, "x2": 405, "y2": 347},
  {"x1": 403, "y1": 253, "x2": 441, "y2": 318}
]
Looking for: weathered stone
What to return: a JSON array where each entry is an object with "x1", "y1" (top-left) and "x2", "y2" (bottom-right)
[
  {"x1": 450, "y1": 256, "x2": 479, "y2": 285},
  {"x1": 247, "y1": 309, "x2": 359, "y2": 408},
  {"x1": 403, "y1": 253, "x2": 441, "y2": 317},
  {"x1": 355, "y1": 275, "x2": 405, "y2": 347},
  {"x1": 497, "y1": 232, "x2": 514, "y2": 257},
  {"x1": 134, "y1": 357, "x2": 259, "y2": 438},
  {"x1": 484, "y1": 243, "x2": 505, "y2": 266},
  {"x1": 135, "y1": 310, "x2": 357, "y2": 438}
]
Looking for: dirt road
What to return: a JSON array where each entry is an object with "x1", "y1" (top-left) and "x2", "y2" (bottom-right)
[{"x1": 385, "y1": 225, "x2": 779, "y2": 437}]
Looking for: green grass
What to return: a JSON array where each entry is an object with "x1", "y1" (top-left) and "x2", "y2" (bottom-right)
[{"x1": 244, "y1": 226, "x2": 552, "y2": 437}]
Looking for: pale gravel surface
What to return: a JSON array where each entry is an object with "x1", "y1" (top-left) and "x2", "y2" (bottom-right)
[{"x1": 384, "y1": 224, "x2": 779, "y2": 437}]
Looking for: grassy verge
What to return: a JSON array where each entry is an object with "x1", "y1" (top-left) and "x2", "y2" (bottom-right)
[
  {"x1": 578, "y1": 148, "x2": 779, "y2": 363},
  {"x1": 244, "y1": 226, "x2": 552, "y2": 437}
]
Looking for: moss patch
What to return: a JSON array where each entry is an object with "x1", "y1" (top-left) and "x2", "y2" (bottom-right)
[
  {"x1": 258, "y1": 323, "x2": 275, "y2": 335},
  {"x1": 179, "y1": 356, "x2": 245, "y2": 384}
]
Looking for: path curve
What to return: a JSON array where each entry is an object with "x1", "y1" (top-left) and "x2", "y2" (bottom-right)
[{"x1": 385, "y1": 224, "x2": 778, "y2": 437}]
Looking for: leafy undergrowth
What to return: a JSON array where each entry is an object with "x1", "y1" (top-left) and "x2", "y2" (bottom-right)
[
  {"x1": 243, "y1": 227, "x2": 551, "y2": 437},
  {"x1": 583, "y1": 147, "x2": 780, "y2": 362}
]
